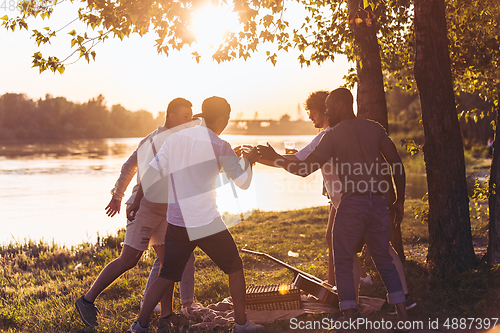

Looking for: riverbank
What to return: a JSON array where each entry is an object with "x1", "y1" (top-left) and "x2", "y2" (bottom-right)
[{"x1": 1, "y1": 203, "x2": 498, "y2": 332}]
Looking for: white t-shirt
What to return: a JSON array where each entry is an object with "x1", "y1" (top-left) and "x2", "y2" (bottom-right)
[
  {"x1": 294, "y1": 127, "x2": 342, "y2": 208},
  {"x1": 150, "y1": 125, "x2": 252, "y2": 228}
]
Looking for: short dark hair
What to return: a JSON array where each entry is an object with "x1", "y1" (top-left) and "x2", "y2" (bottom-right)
[
  {"x1": 195, "y1": 96, "x2": 231, "y2": 122},
  {"x1": 328, "y1": 88, "x2": 353, "y2": 108},
  {"x1": 166, "y1": 98, "x2": 192, "y2": 116},
  {"x1": 304, "y1": 91, "x2": 329, "y2": 113}
]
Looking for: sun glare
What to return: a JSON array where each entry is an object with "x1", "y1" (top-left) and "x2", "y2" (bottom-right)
[{"x1": 192, "y1": 4, "x2": 240, "y2": 50}]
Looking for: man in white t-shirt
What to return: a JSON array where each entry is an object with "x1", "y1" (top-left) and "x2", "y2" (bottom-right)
[
  {"x1": 75, "y1": 98, "x2": 198, "y2": 328},
  {"x1": 127, "y1": 97, "x2": 263, "y2": 333}
]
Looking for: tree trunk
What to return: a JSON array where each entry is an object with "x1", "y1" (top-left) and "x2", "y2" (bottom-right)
[
  {"x1": 348, "y1": 0, "x2": 389, "y2": 131},
  {"x1": 487, "y1": 84, "x2": 500, "y2": 266},
  {"x1": 347, "y1": 0, "x2": 404, "y2": 260},
  {"x1": 414, "y1": 0, "x2": 476, "y2": 271}
]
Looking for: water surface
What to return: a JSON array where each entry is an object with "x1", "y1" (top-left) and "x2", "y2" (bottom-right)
[{"x1": 0, "y1": 135, "x2": 427, "y2": 246}]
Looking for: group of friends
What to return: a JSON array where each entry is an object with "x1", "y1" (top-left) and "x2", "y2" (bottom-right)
[{"x1": 74, "y1": 88, "x2": 415, "y2": 333}]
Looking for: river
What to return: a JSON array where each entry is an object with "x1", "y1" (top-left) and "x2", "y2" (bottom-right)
[{"x1": 0, "y1": 135, "x2": 427, "y2": 246}]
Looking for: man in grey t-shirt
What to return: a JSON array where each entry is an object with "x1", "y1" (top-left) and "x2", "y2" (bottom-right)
[{"x1": 258, "y1": 88, "x2": 409, "y2": 323}]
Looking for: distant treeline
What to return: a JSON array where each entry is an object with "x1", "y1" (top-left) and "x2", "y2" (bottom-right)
[
  {"x1": 0, "y1": 90, "x2": 494, "y2": 145},
  {"x1": 0, "y1": 93, "x2": 165, "y2": 141}
]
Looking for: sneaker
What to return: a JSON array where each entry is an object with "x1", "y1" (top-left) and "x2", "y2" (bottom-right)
[
  {"x1": 140, "y1": 299, "x2": 161, "y2": 313},
  {"x1": 388, "y1": 295, "x2": 417, "y2": 315},
  {"x1": 127, "y1": 321, "x2": 149, "y2": 333},
  {"x1": 235, "y1": 319, "x2": 264, "y2": 333},
  {"x1": 360, "y1": 274, "x2": 373, "y2": 285},
  {"x1": 157, "y1": 313, "x2": 181, "y2": 333},
  {"x1": 180, "y1": 302, "x2": 202, "y2": 317},
  {"x1": 75, "y1": 295, "x2": 99, "y2": 327}
]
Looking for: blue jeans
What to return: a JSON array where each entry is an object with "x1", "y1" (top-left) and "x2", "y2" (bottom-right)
[{"x1": 333, "y1": 196, "x2": 405, "y2": 310}]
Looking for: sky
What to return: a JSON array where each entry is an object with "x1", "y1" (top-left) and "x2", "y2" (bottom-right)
[{"x1": 0, "y1": 1, "x2": 352, "y2": 120}]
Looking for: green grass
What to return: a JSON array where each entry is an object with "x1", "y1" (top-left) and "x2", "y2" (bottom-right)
[{"x1": 1, "y1": 203, "x2": 499, "y2": 332}]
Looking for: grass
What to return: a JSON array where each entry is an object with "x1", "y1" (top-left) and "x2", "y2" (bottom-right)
[{"x1": 1, "y1": 203, "x2": 499, "y2": 332}]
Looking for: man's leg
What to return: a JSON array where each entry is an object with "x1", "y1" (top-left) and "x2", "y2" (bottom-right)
[
  {"x1": 137, "y1": 277, "x2": 176, "y2": 328},
  {"x1": 353, "y1": 255, "x2": 361, "y2": 300},
  {"x1": 390, "y1": 246, "x2": 408, "y2": 294},
  {"x1": 194, "y1": 222, "x2": 246, "y2": 324},
  {"x1": 152, "y1": 244, "x2": 175, "y2": 319},
  {"x1": 332, "y1": 198, "x2": 366, "y2": 312},
  {"x1": 326, "y1": 203, "x2": 336, "y2": 286},
  {"x1": 228, "y1": 268, "x2": 246, "y2": 325},
  {"x1": 134, "y1": 224, "x2": 195, "y2": 328},
  {"x1": 143, "y1": 256, "x2": 161, "y2": 295},
  {"x1": 85, "y1": 244, "x2": 142, "y2": 302},
  {"x1": 364, "y1": 197, "x2": 407, "y2": 321},
  {"x1": 180, "y1": 252, "x2": 196, "y2": 307}
]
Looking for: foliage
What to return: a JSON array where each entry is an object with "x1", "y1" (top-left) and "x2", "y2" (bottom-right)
[
  {"x1": 447, "y1": 0, "x2": 500, "y2": 110},
  {"x1": 0, "y1": 93, "x2": 164, "y2": 141},
  {"x1": 0, "y1": 0, "x2": 414, "y2": 79},
  {"x1": 1, "y1": 0, "x2": 296, "y2": 72},
  {"x1": 1, "y1": 0, "x2": 497, "y2": 118}
]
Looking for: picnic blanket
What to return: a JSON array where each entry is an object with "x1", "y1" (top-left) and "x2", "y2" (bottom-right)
[{"x1": 180, "y1": 294, "x2": 385, "y2": 331}]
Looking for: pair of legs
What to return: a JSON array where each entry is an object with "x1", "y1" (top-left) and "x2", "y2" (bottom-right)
[
  {"x1": 84, "y1": 243, "x2": 174, "y2": 317},
  {"x1": 136, "y1": 222, "x2": 247, "y2": 328},
  {"x1": 144, "y1": 253, "x2": 196, "y2": 307},
  {"x1": 83, "y1": 198, "x2": 194, "y2": 319},
  {"x1": 332, "y1": 196, "x2": 408, "y2": 321},
  {"x1": 326, "y1": 202, "x2": 409, "y2": 295}
]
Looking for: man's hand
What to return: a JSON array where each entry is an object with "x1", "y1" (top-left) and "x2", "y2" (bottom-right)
[
  {"x1": 126, "y1": 201, "x2": 140, "y2": 221},
  {"x1": 257, "y1": 144, "x2": 281, "y2": 163},
  {"x1": 233, "y1": 145, "x2": 253, "y2": 157},
  {"x1": 105, "y1": 198, "x2": 121, "y2": 217},
  {"x1": 242, "y1": 146, "x2": 261, "y2": 165},
  {"x1": 388, "y1": 201, "x2": 404, "y2": 227}
]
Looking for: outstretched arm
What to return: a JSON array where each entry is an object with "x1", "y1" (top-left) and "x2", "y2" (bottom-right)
[
  {"x1": 258, "y1": 144, "x2": 327, "y2": 177},
  {"x1": 258, "y1": 152, "x2": 300, "y2": 167}
]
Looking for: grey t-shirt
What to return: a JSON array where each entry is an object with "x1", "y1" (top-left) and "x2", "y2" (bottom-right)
[{"x1": 311, "y1": 118, "x2": 393, "y2": 199}]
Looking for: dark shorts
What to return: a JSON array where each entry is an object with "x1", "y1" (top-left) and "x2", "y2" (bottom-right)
[{"x1": 159, "y1": 221, "x2": 243, "y2": 281}]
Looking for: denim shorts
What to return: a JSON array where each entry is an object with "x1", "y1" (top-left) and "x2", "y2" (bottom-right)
[{"x1": 123, "y1": 198, "x2": 168, "y2": 251}]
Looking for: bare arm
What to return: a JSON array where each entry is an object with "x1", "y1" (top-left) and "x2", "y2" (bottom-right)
[
  {"x1": 258, "y1": 145, "x2": 326, "y2": 177},
  {"x1": 380, "y1": 141, "x2": 406, "y2": 227},
  {"x1": 258, "y1": 153, "x2": 300, "y2": 167},
  {"x1": 107, "y1": 148, "x2": 138, "y2": 217}
]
